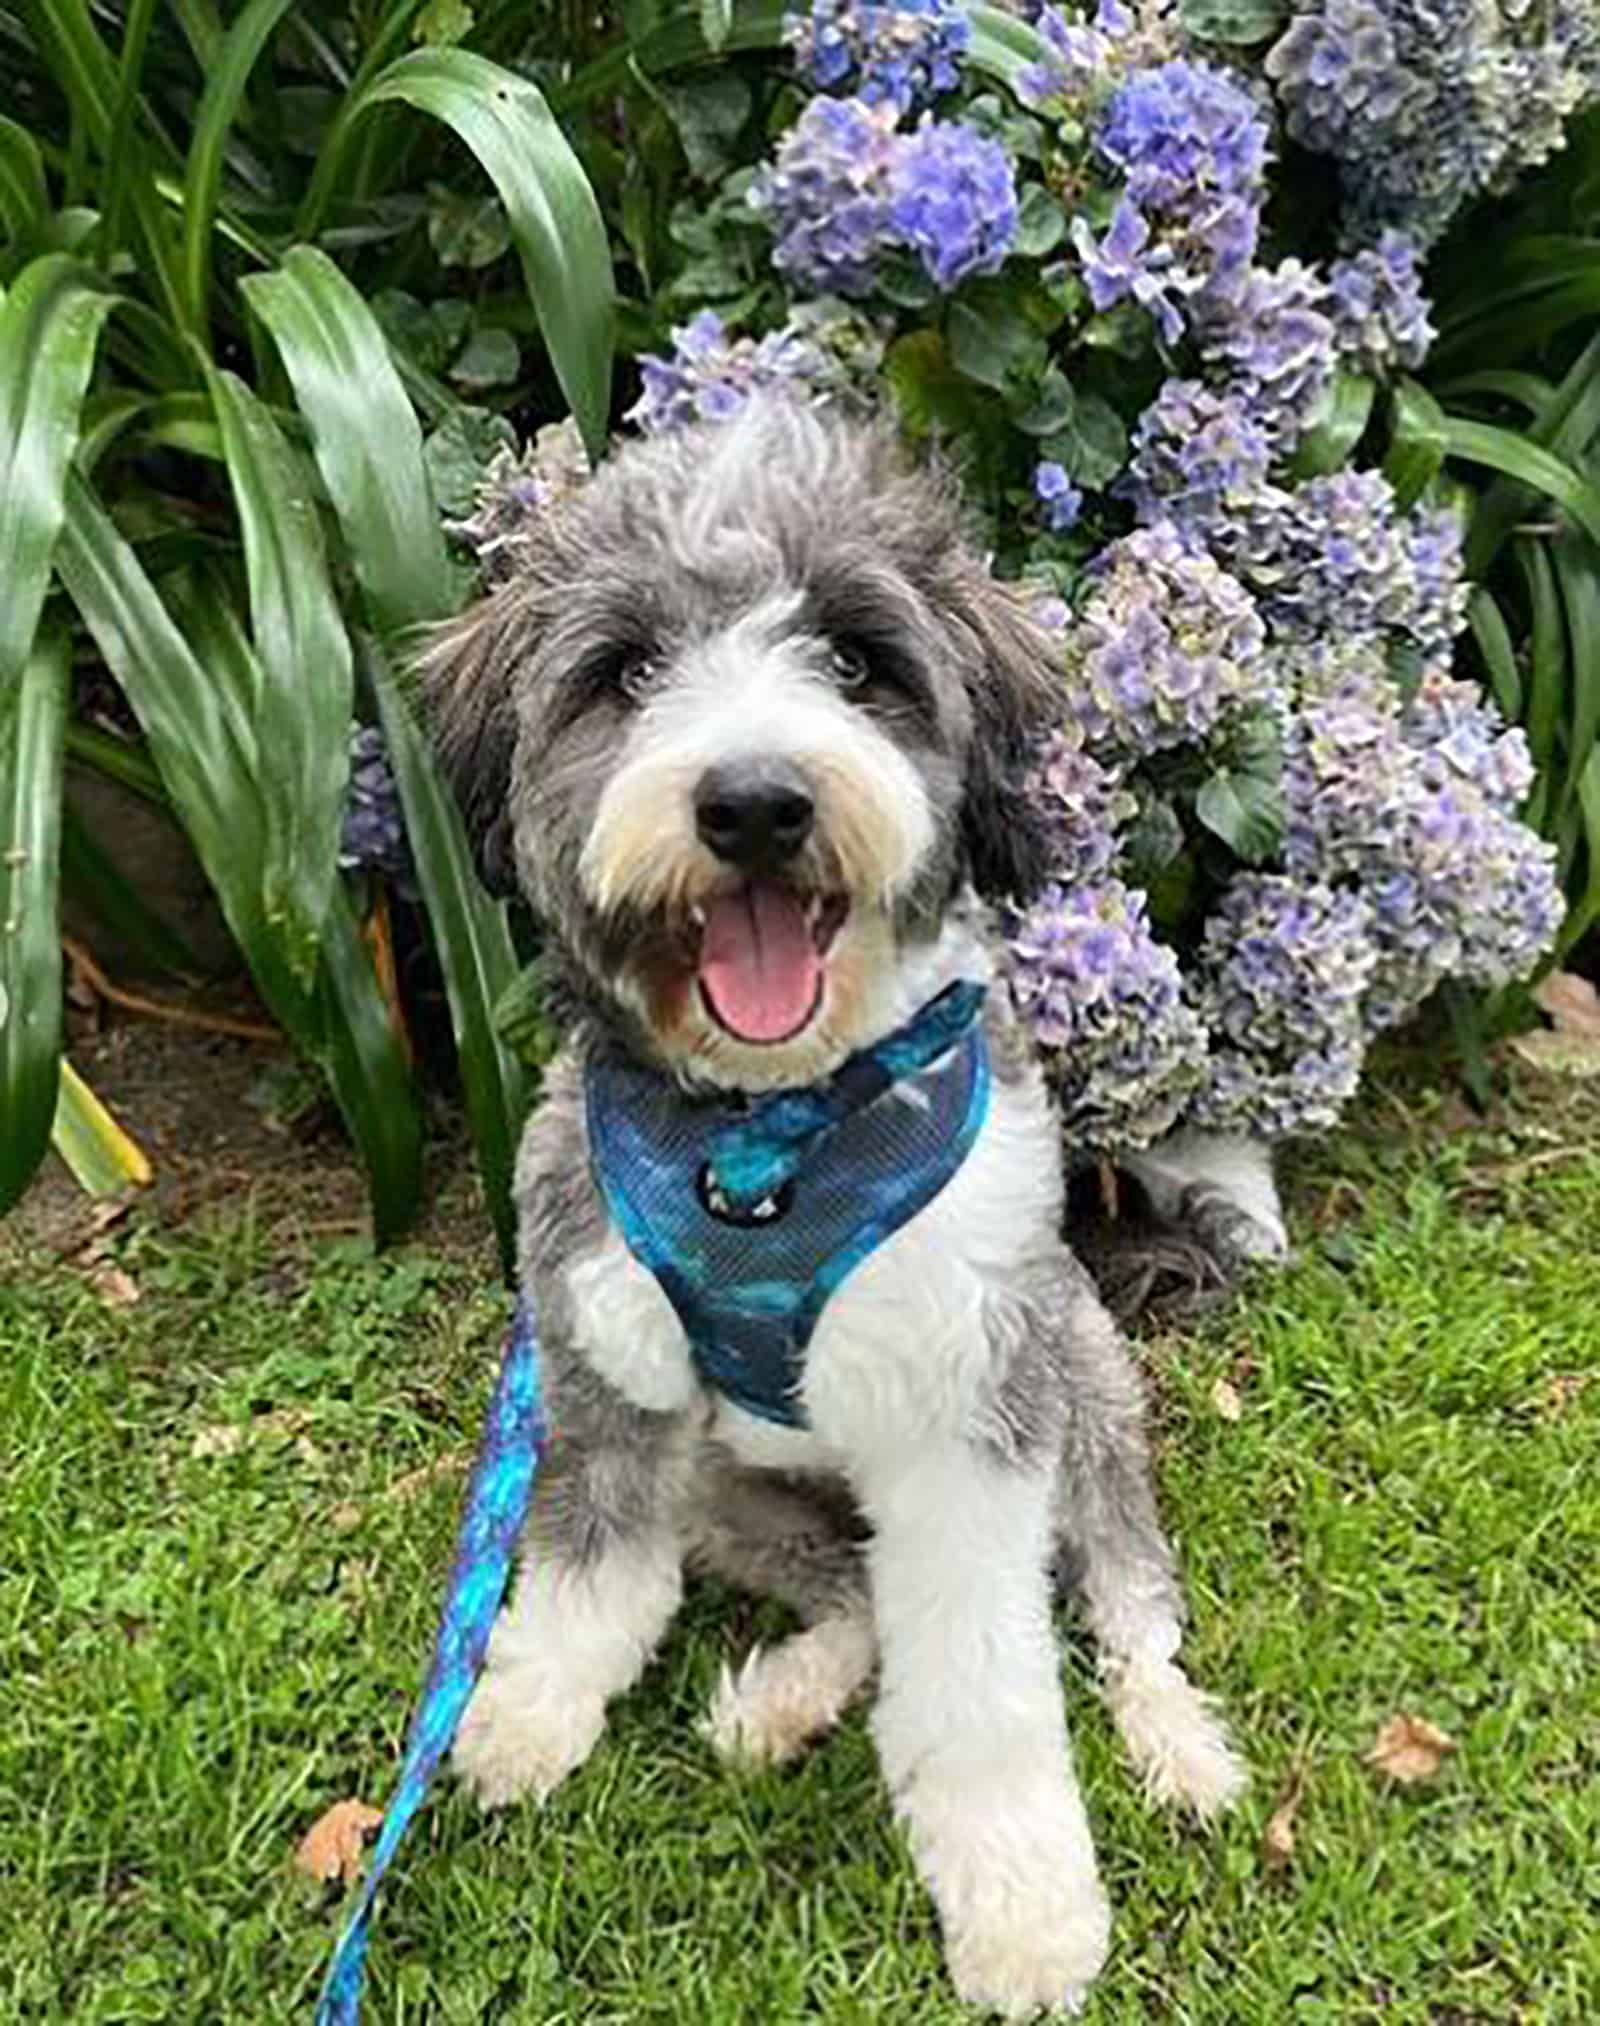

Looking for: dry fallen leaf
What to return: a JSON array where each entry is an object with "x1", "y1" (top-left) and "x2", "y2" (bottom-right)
[
  {"x1": 295, "y1": 1798, "x2": 382, "y2": 1886},
  {"x1": 1538, "y1": 1372, "x2": 1593, "y2": 1416},
  {"x1": 1261, "y1": 1771, "x2": 1304, "y2": 1870},
  {"x1": 88, "y1": 1263, "x2": 141, "y2": 1308},
  {"x1": 1508, "y1": 1031, "x2": 1600, "y2": 1077},
  {"x1": 1210, "y1": 1376, "x2": 1243, "y2": 1423},
  {"x1": 190, "y1": 1423, "x2": 246, "y2": 1459},
  {"x1": 1533, "y1": 969, "x2": 1600, "y2": 1038},
  {"x1": 330, "y1": 1500, "x2": 363, "y2": 1533},
  {"x1": 386, "y1": 1453, "x2": 466, "y2": 1503},
  {"x1": 1366, "y1": 1713, "x2": 1458, "y2": 1785}
]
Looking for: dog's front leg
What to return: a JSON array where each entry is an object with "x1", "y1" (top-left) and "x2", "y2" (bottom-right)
[
  {"x1": 453, "y1": 1381, "x2": 692, "y2": 1811},
  {"x1": 860, "y1": 1441, "x2": 1109, "y2": 2019}
]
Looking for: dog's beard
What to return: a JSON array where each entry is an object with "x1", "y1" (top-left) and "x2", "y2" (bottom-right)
[{"x1": 575, "y1": 629, "x2": 942, "y2": 1089}]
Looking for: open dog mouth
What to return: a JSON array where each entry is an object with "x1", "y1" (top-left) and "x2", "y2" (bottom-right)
[{"x1": 691, "y1": 885, "x2": 849, "y2": 1045}]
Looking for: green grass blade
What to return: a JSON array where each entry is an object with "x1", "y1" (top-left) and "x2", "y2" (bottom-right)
[
  {"x1": 101, "y1": 0, "x2": 159, "y2": 267},
  {"x1": 1433, "y1": 370, "x2": 1554, "y2": 415},
  {"x1": 181, "y1": 0, "x2": 298, "y2": 338},
  {"x1": 0, "y1": 255, "x2": 118, "y2": 683},
  {"x1": 241, "y1": 247, "x2": 453, "y2": 637},
  {"x1": 1466, "y1": 585, "x2": 1522, "y2": 725},
  {"x1": 368, "y1": 639, "x2": 528, "y2": 1274},
  {"x1": 205, "y1": 367, "x2": 353, "y2": 988},
  {"x1": 0, "y1": 630, "x2": 68, "y2": 1217},
  {"x1": 1559, "y1": 743, "x2": 1600, "y2": 952},
  {"x1": 1292, "y1": 372, "x2": 1375, "y2": 479},
  {"x1": 0, "y1": 116, "x2": 49, "y2": 251},
  {"x1": 345, "y1": 50, "x2": 615, "y2": 460}
]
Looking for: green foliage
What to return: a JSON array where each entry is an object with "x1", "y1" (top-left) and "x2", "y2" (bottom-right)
[{"x1": 0, "y1": 2, "x2": 616, "y2": 1247}]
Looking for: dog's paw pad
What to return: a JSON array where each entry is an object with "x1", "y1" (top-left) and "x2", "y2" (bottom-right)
[
  {"x1": 1104, "y1": 1657, "x2": 1247, "y2": 1822},
  {"x1": 701, "y1": 1620, "x2": 873, "y2": 1769},
  {"x1": 452, "y1": 1669, "x2": 605, "y2": 1809}
]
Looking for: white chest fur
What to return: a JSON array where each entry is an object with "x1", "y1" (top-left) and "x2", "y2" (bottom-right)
[{"x1": 563, "y1": 1058, "x2": 1063, "y2": 1473}]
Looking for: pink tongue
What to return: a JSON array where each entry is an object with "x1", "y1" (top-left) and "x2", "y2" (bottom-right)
[{"x1": 699, "y1": 884, "x2": 821, "y2": 1043}]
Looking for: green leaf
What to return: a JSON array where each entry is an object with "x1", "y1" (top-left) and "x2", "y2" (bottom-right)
[
  {"x1": 557, "y1": 0, "x2": 784, "y2": 104},
  {"x1": 326, "y1": 50, "x2": 616, "y2": 461},
  {"x1": 450, "y1": 324, "x2": 521, "y2": 389},
  {"x1": 1043, "y1": 390, "x2": 1127, "y2": 490},
  {"x1": 1011, "y1": 367, "x2": 1076, "y2": 438},
  {"x1": 426, "y1": 184, "x2": 513, "y2": 269},
  {"x1": 414, "y1": 0, "x2": 475, "y2": 44},
  {"x1": 656, "y1": 74, "x2": 752, "y2": 180},
  {"x1": 1515, "y1": 539, "x2": 1567, "y2": 773},
  {"x1": 494, "y1": 958, "x2": 565, "y2": 1074},
  {"x1": 1552, "y1": 530, "x2": 1600, "y2": 812},
  {"x1": 1291, "y1": 371, "x2": 1375, "y2": 480},
  {"x1": 947, "y1": 300, "x2": 1048, "y2": 394},
  {"x1": 369, "y1": 641, "x2": 529, "y2": 1274},
  {"x1": 424, "y1": 404, "x2": 517, "y2": 517},
  {"x1": 60, "y1": 801, "x2": 203, "y2": 978},
  {"x1": 1559, "y1": 744, "x2": 1600, "y2": 953},
  {"x1": 1444, "y1": 416, "x2": 1600, "y2": 550},
  {"x1": 964, "y1": 4, "x2": 1052, "y2": 92},
  {"x1": 1466, "y1": 586, "x2": 1522, "y2": 725},
  {"x1": 0, "y1": 256, "x2": 118, "y2": 684},
  {"x1": 1013, "y1": 184, "x2": 1065, "y2": 258},
  {"x1": 1384, "y1": 377, "x2": 1449, "y2": 508},
  {"x1": 0, "y1": 630, "x2": 68, "y2": 1217},
  {"x1": 372, "y1": 289, "x2": 473, "y2": 374},
  {"x1": 700, "y1": 0, "x2": 735, "y2": 51},
  {"x1": 1195, "y1": 766, "x2": 1285, "y2": 863},
  {"x1": 1179, "y1": 0, "x2": 1286, "y2": 41},
  {"x1": 0, "y1": 116, "x2": 49, "y2": 254},
  {"x1": 181, "y1": 0, "x2": 299, "y2": 336},
  {"x1": 241, "y1": 246, "x2": 455, "y2": 637},
  {"x1": 205, "y1": 367, "x2": 353, "y2": 988}
]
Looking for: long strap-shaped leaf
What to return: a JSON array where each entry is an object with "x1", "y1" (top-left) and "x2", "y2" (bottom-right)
[
  {"x1": 0, "y1": 256, "x2": 118, "y2": 683},
  {"x1": 240, "y1": 246, "x2": 454, "y2": 637},
  {"x1": 306, "y1": 50, "x2": 615, "y2": 462},
  {"x1": 205, "y1": 367, "x2": 353, "y2": 991},
  {"x1": 242, "y1": 247, "x2": 529, "y2": 1268},
  {"x1": 0, "y1": 632, "x2": 69, "y2": 1216},
  {"x1": 0, "y1": 117, "x2": 49, "y2": 257}
]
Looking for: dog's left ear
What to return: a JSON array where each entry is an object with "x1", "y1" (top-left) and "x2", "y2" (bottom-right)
[
  {"x1": 942, "y1": 561, "x2": 1060, "y2": 905},
  {"x1": 412, "y1": 583, "x2": 530, "y2": 897}
]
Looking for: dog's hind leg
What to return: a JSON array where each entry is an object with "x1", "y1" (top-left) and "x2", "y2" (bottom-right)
[
  {"x1": 1119, "y1": 1128, "x2": 1289, "y2": 1268},
  {"x1": 1043, "y1": 1276, "x2": 1247, "y2": 1822},
  {"x1": 689, "y1": 1463, "x2": 877, "y2": 1766},
  {"x1": 453, "y1": 1371, "x2": 694, "y2": 1810}
]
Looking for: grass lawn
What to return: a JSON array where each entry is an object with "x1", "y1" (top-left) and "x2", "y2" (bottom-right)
[{"x1": 3, "y1": 1069, "x2": 1598, "y2": 2025}]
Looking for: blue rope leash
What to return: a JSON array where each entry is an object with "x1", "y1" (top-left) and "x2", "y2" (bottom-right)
[{"x1": 314, "y1": 1296, "x2": 547, "y2": 2024}]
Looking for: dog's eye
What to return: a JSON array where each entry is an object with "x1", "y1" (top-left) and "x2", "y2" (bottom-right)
[
  {"x1": 588, "y1": 644, "x2": 658, "y2": 703},
  {"x1": 828, "y1": 640, "x2": 874, "y2": 690}
]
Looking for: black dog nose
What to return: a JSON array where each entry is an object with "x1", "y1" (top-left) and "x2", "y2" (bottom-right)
[{"x1": 694, "y1": 763, "x2": 815, "y2": 871}]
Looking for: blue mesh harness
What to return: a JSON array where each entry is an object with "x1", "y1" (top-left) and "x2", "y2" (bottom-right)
[
  {"x1": 587, "y1": 978, "x2": 991, "y2": 1427},
  {"x1": 315, "y1": 980, "x2": 988, "y2": 2021}
]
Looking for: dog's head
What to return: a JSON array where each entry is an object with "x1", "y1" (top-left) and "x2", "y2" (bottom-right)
[{"x1": 421, "y1": 397, "x2": 1059, "y2": 1086}]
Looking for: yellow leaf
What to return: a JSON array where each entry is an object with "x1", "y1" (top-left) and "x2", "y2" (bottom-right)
[
  {"x1": 1209, "y1": 1376, "x2": 1243, "y2": 1423},
  {"x1": 295, "y1": 1798, "x2": 383, "y2": 1886}
]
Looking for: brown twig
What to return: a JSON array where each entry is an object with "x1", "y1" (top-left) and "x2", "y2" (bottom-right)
[{"x1": 62, "y1": 936, "x2": 282, "y2": 1044}]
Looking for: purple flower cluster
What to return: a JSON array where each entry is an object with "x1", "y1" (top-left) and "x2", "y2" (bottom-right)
[
  {"x1": 1326, "y1": 231, "x2": 1435, "y2": 377},
  {"x1": 1265, "y1": 0, "x2": 1600, "y2": 245},
  {"x1": 750, "y1": 99, "x2": 1018, "y2": 294},
  {"x1": 628, "y1": 312, "x2": 823, "y2": 437},
  {"x1": 1281, "y1": 662, "x2": 1562, "y2": 1033},
  {"x1": 1017, "y1": 0, "x2": 1131, "y2": 109},
  {"x1": 1003, "y1": 877, "x2": 1207, "y2": 1149},
  {"x1": 1071, "y1": 58, "x2": 1269, "y2": 339},
  {"x1": 1063, "y1": 521, "x2": 1272, "y2": 759},
  {"x1": 1034, "y1": 459, "x2": 1084, "y2": 531},
  {"x1": 444, "y1": 417, "x2": 589, "y2": 586},
  {"x1": 1188, "y1": 875, "x2": 1375, "y2": 1135},
  {"x1": 785, "y1": 0, "x2": 970, "y2": 114},
  {"x1": 340, "y1": 725, "x2": 416, "y2": 895},
  {"x1": 1023, "y1": 727, "x2": 1135, "y2": 882},
  {"x1": 1123, "y1": 379, "x2": 1272, "y2": 528},
  {"x1": 1195, "y1": 259, "x2": 1337, "y2": 451}
]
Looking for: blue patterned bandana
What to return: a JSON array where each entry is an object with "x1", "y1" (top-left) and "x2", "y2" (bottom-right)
[
  {"x1": 586, "y1": 979, "x2": 991, "y2": 1427},
  {"x1": 315, "y1": 981, "x2": 986, "y2": 2020}
]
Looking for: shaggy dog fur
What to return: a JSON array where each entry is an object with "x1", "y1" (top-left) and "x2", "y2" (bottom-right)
[{"x1": 421, "y1": 398, "x2": 1247, "y2": 2018}]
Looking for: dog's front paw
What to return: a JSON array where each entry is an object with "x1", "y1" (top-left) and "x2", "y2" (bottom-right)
[
  {"x1": 452, "y1": 1664, "x2": 606, "y2": 1809},
  {"x1": 1103, "y1": 1655, "x2": 1247, "y2": 1822},
  {"x1": 943, "y1": 1878, "x2": 1111, "y2": 2020},
  {"x1": 702, "y1": 1614, "x2": 875, "y2": 1769}
]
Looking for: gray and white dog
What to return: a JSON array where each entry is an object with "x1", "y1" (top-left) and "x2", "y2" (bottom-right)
[{"x1": 422, "y1": 397, "x2": 1247, "y2": 2018}]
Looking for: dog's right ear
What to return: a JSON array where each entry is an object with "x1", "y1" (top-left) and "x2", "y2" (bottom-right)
[{"x1": 413, "y1": 586, "x2": 527, "y2": 897}]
